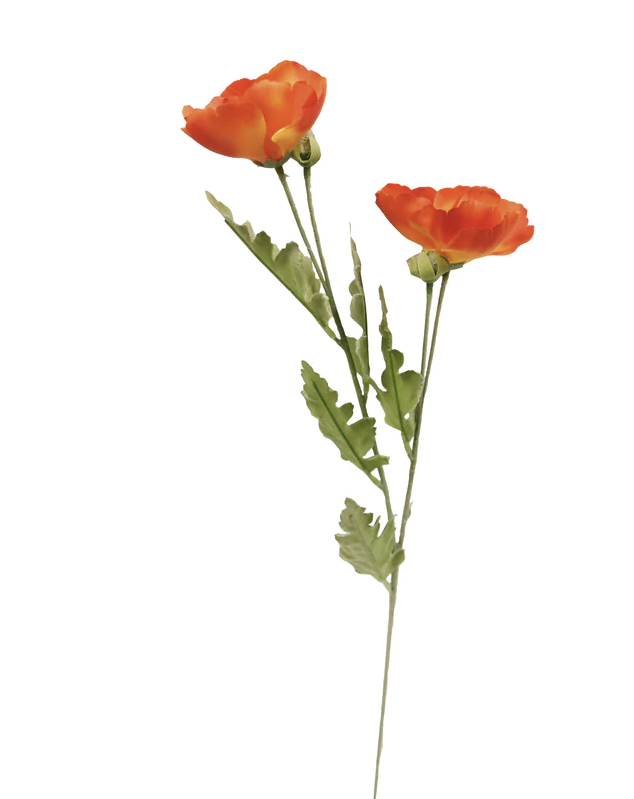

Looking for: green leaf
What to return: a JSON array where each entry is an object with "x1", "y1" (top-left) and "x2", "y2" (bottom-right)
[
  {"x1": 301, "y1": 361, "x2": 389, "y2": 478},
  {"x1": 347, "y1": 235, "x2": 370, "y2": 390},
  {"x1": 375, "y1": 287, "x2": 423, "y2": 443},
  {"x1": 335, "y1": 498, "x2": 405, "y2": 585},
  {"x1": 349, "y1": 236, "x2": 367, "y2": 330},
  {"x1": 206, "y1": 192, "x2": 334, "y2": 337},
  {"x1": 345, "y1": 335, "x2": 370, "y2": 388}
]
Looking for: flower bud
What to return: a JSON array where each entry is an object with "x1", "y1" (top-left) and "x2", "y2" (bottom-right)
[
  {"x1": 290, "y1": 130, "x2": 322, "y2": 168},
  {"x1": 407, "y1": 250, "x2": 451, "y2": 283}
]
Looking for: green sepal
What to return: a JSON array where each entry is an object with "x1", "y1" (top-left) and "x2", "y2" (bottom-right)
[
  {"x1": 206, "y1": 192, "x2": 334, "y2": 338},
  {"x1": 301, "y1": 362, "x2": 389, "y2": 477},
  {"x1": 347, "y1": 235, "x2": 370, "y2": 391},
  {"x1": 335, "y1": 498, "x2": 405, "y2": 585},
  {"x1": 375, "y1": 287, "x2": 423, "y2": 443}
]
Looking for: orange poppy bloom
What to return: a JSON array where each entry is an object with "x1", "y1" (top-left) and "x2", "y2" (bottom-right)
[
  {"x1": 376, "y1": 184, "x2": 534, "y2": 264},
  {"x1": 182, "y1": 61, "x2": 327, "y2": 165}
]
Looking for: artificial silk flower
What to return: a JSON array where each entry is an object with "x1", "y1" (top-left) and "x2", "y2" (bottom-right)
[
  {"x1": 376, "y1": 184, "x2": 534, "y2": 264},
  {"x1": 186, "y1": 59, "x2": 535, "y2": 798},
  {"x1": 182, "y1": 60, "x2": 327, "y2": 165}
]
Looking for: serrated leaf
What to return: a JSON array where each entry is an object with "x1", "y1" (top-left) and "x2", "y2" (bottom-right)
[
  {"x1": 335, "y1": 498, "x2": 405, "y2": 584},
  {"x1": 348, "y1": 235, "x2": 370, "y2": 390},
  {"x1": 375, "y1": 287, "x2": 423, "y2": 443},
  {"x1": 301, "y1": 362, "x2": 389, "y2": 477},
  {"x1": 206, "y1": 192, "x2": 334, "y2": 337}
]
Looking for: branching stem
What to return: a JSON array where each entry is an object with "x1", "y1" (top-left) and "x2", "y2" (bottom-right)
[
  {"x1": 276, "y1": 166, "x2": 394, "y2": 519},
  {"x1": 373, "y1": 273, "x2": 449, "y2": 799}
]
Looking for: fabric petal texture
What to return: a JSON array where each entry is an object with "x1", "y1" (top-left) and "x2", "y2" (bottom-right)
[
  {"x1": 182, "y1": 103, "x2": 268, "y2": 163},
  {"x1": 376, "y1": 184, "x2": 534, "y2": 265},
  {"x1": 182, "y1": 60, "x2": 327, "y2": 163}
]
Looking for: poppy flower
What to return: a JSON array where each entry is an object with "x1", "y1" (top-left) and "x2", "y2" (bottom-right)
[
  {"x1": 376, "y1": 184, "x2": 534, "y2": 264},
  {"x1": 182, "y1": 61, "x2": 327, "y2": 165}
]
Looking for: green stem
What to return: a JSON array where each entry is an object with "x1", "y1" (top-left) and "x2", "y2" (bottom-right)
[
  {"x1": 373, "y1": 274, "x2": 449, "y2": 799},
  {"x1": 373, "y1": 582, "x2": 396, "y2": 797},
  {"x1": 275, "y1": 167, "x2": 326, "y2": 286},
  {"x1": 302, "y1": 166, "x2": 394, "y2": 520},
  {"x1": 398, "y1": 273, "x2": 449, "y2": 548},
  {"x1": 303, "y1": 168, "x2": 335, "y2": 294},
  {"x1": 301, "y1": 167, "x2": 361, "y2": 395},
  {"x1": 276, "y1": 166, "x2": 394, "y2": 519}
]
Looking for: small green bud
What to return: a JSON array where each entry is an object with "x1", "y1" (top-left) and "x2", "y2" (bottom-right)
[
  {"x1": 290, "y1": 130, "x2": 322, "y2": 168},
  {"x1": 407, "y1": 250, "x2": 452, "y2": 283}
]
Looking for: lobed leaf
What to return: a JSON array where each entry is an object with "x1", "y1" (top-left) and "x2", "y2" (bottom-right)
[
  {"x1": 375, "y1": 287, "x2": 423, "y2": 444},
  {"x1": 206, "y1": 192, "x2": 334, "y2": 337},
  {"x1": 301, "y1": 362, "x2": 389, "y2": 477},
  {"x1": 335, "y1": 498, "x2": 405, "y2": 585},
  {"x1": 347, "y1": 235, "x2": 370, "y2": 391}
]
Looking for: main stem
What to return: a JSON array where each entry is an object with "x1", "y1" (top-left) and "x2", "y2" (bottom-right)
[
  {"x1": 276, "y1": 166, "x2": 393, "y2": 521},
  {"x1": 373, "y1": 273, "x2": 449, "y2": 799}
]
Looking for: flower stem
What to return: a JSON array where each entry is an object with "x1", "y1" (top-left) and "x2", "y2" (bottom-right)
[
  {"x1": 275, "y1": 166, "x2": 326, "y2": 286},
  {"x1": 303, "y1": 167, "x2": 334, "y2": 294},
  {"x1": 373, "y1": 578, "x2": 397, "y2": 799},
  {"x1": 398, "y1": 273, "x2": 449, "y2": 549},
  {"x1": 302, "y1": 166, "x2": 394, "y2": 519},
  {"x1": 373, "y1": 274, "x2": 449, "y2": 799},
  {"x1": 276, "y1": 165, "x2": 394, "y2": 520}
]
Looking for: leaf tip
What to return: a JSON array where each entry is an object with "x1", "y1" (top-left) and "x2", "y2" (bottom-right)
[{"x1": 378, "y1": 284, "x2": 388, "y2": 311}]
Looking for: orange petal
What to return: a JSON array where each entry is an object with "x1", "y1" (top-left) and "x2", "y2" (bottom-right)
[
  {"x1": 434, "y1": 186, "x2": 501, "y2": 212},
  {"x1": 491, "y1": 202, "x2": 533, "y2": 255},
  {"x1": 376, "y1": 186, "x2": 432, "y2": 248},
  {"x1": 442, "y1": 198, "x2": 503, "y2": 240},
  {"x1": 258, "y1": 62, "x2": 327, "y2": 111},
  {"x1": 239, "y1": 79, "x2": 295, "y2": 161},
  {"x1": 243, "y1": 79, "x2": 293, "y2": 128},
  {"x1": 182, "y1": 102, "x2": 267, "y2": 162},
  {"x1": 493, "y1": 223, "x2": 534, "y2": 255},
  {"x1": 377, "y1": 185, "x2": 439, "y2": 247},
  {"x1": 433, "y1": 186, "x2": 469, "y2": 211},
  {"x1": 377, "y1": 184, "x2": 435, "y2": 203},
  {"x1": 410, "y1": 204, "x2": 448, "y2": 251},
  {"x1": 266, "y1": 61, "x2": 311, "y2": 85},
  {"x1": 270, "y1": 81, "x2": 323, "y2": 160},
  {"x1": 442, "y1": 214, "x2": 518, "y2": 263},
  {"x1": 220, "y1": 78, "x2": 255, "y2": 100}
]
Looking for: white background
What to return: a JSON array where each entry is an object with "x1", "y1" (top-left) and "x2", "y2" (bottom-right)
[{"x1": 1, "y1": 1, "x2": 633, "y2": 797}]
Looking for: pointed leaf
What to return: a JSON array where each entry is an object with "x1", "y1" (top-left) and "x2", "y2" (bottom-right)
[
  {"x1": 349, "y1": 236, "x2": 367, "y2": 331},
  {"x1": 348, "y1": 235, "x2": 370, "y2": 389},
  {"x1": 301, "y1": 362, "x2": 389, "y2": 476},
  {"x1": 375, "y1": 287, "x2": 423, "y2": 443},
  {"x1": 206, "y1": 192, "x2": 334, "y2": 337},
  {"x1": 335, "y1": 498, "x2": 405, "y2": 584}
]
